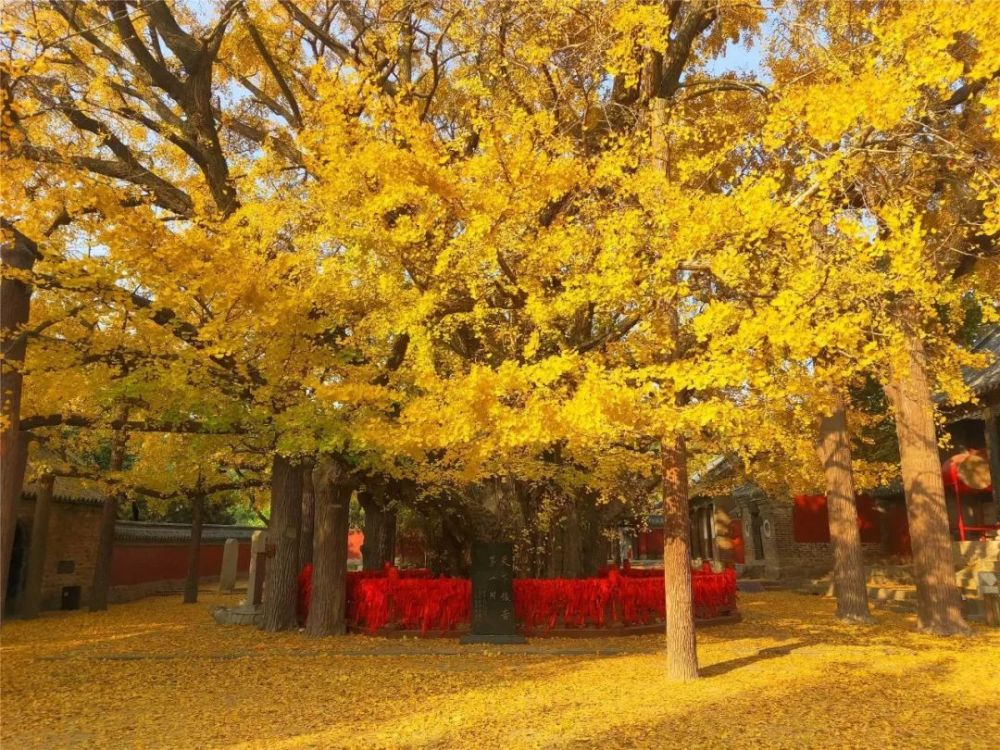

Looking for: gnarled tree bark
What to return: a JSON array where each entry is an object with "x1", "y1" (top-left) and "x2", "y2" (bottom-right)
[
  {"x1": 298, "y1": 459, "x2": 315, "y2": 571},
  {"x1": 885, "y1": 325, "x2": 968, "y2": 635},
  {"x1": 262, "y1": 453, "x2": 302, "y2": 632},
  {"x1": 307, "y1": 455, "x2": 353, "y2": 636}
]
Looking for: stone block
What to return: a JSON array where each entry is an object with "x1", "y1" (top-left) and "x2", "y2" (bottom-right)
[{"x1": 218, "y1": 538, "x2": 239, "y2": 592}]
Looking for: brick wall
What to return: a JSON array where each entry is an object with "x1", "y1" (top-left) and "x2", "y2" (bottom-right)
[
  {"x1": 14, "y1": 496, "x2": 256, "y2": 611},
  {"x1": 15, "y1": 496, "x2": 104, "y2": 611},
  {"x1": 743, "y1": 495, "x2": 896, "y2": 579}
]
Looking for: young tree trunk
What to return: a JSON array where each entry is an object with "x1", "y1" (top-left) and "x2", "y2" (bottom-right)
[
  {"x1": 562, "y1": 499, "x2": 583, "y2": 578},
  {"x1": 359, "y1": 482, "x2": 396, "y2": 571},
  {"x1": 21, "y1": 473, "x2": 54, "y2": 619},
  {"x1": 307, "y1": 455, "x2": 352, "y2": 636},
  {"x1": 439, "y1": 516, "x2": 468, "y2": 577},
  {"x1": 1, "y1": 226, "x2": 35, "y2": 606},
  {"x1": 816, "y1": 395, "x2": 873, "y2": 623},
  {"x1": 90, "y1": 420, "x2": 128, "y2": 612},
  {"x1": 90, "y1": 492, "x2": 120, "y2": 612},
  {"x1": 579, "y1": 493, "x2": 606, "y2": 577},
  {"x1": 662, "y1": 436, "x2": 698, "y2": 680},
  {"x1": 298, "y1": 461, "x2": 315, "y2": 571},
  {"x1": 545, "y1": 520, "x2": 564, "y2": 578},
  {"x1": 364, "y1": 505, "x2": 397, "y2": 570},
  {"x1": 885, "y1": 325, "x2": 968, "y2": 635},
  {"x1": 182, "y1": 492, "x2": 206, "y2": 604},
  {"x1": 262, "y1": 453, "x2": 303, "y2": 632}
]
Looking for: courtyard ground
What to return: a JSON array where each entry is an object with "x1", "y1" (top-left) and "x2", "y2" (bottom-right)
[{"x1": 1, "y1": 590, "x2": 998, "y2": 749}]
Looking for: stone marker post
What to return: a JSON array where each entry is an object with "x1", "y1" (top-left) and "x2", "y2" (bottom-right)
[
  {"x1": 218, "y1": 538, "x2": 239, "y2": 592},
  {"x1": 245, "y1": 530, "x2": 268, "y2": 607}
]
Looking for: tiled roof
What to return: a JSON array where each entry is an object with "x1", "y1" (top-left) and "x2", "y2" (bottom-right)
[
  {"x1": 966, "y1": 325, "x2": 1000, "y2": 399},
  {"x1": 23, "y1": 476, "x2": 105, "y2": 504},
  {"x1": 114, "y1": 521, "x2": 261, "y2": 544}
]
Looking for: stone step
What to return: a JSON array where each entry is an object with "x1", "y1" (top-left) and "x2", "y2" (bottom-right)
[
  {"x1": 956, "y1": 567, "x2": 1000, "y2": 595},
  {"x1": 867, "y1": 585, "x2": 916, "y2": 602}
]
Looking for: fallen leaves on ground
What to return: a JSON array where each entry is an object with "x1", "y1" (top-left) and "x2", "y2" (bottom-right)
[{"x1": 2, "y1": 591, "x2": 998, "y2": 749}]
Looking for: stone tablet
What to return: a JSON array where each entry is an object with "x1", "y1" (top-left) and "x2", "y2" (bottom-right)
[
  {"x1": 218, "y1": 538, "x2": 239, "y2": 592},
  {"x1": 245, "y1": 530, "x2": 268, "y2": 607},
  {"x1": 460, "y1": 541, "x2": 526, "y2": 644}
]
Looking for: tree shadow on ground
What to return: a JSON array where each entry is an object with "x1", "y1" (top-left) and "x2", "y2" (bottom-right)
[{"x1": 699, "y1": 641, "x2": 808, "y2": 678}]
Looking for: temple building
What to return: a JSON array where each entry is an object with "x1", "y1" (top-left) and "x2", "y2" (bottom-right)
[{"x1": 632, "y1": 326, "x2": 1000, "y2": 580}]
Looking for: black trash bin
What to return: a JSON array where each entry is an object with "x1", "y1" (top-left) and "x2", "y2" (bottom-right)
[{"x1": 61, "y1": 585, "x2": 81, "y2": 610}]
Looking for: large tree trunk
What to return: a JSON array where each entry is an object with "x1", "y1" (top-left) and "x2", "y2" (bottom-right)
[
  {"x1": 307, "y1": 455, "x2": 352, "y2": 636},
  {"x1": 1, "y1": 225, "x2": 35, "y2": 606},
  {"x1": 182, "y1": 492, "x2": 206, "y2": 604},
  {"x1": 262, "y1": 453, "x2": 303, "y2": 632},
  {"x1": 361, "y1": 503, "x2": 396, "y2": 571},
  {"x1": 359, "y1": 480, "x2": 396, "y2": 571},
  {"x1": 662, "y1": 436, "x2": 698, "y2": 681},
  {"x1": 20, "y1": 473, "x2": 53, "y2": 619},
  {"x1": 816, "y1": 395, "x2": 873, "y2": 623},
  {"x1": 90, "y1": 421, "x2": 128, "y2": 612},
  {"x1": 885, "y1": 326, "x2": 968, "y2": 635},
  {"x1": 298, "y1": 461, "x2": 315, "y2": 571}
]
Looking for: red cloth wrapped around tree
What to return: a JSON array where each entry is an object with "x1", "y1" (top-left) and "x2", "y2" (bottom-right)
[{"x1": 297, "y1": 563, "x2": 737, "y2": 633}]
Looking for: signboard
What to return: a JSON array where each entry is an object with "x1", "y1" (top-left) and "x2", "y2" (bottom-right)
[{"x1": 460, "y1": 542, "x2": 526, "y2": 644}]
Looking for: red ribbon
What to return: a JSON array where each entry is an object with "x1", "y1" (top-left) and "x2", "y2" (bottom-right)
[{"x1": 298, "y1": 563, "x2": 737, "y2": 632}]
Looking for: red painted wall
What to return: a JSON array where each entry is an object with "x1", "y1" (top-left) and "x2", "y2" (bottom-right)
[
  {"x1": 110, "y1": 542, "x2": 251, "y2": 586},
  {"x1": 793, "y1": 495, "x2": 830, "y2": 542},
  {"x1": 636, "y1": 530, "x2": 664, "y2": 559},
  {"x1": 854, "y1": 495, "x2": 881, "y2": 544},
  {"x1": 886, "y1": 503, "x2": 912, "y2": 557},
  {"x1": 793, "y1": 494, "x2": 886, "y2": 545}
]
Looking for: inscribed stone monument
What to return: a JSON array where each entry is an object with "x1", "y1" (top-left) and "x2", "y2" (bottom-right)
[{"x1": 460, "y1": 541, "x2": 525, "y2": 644}]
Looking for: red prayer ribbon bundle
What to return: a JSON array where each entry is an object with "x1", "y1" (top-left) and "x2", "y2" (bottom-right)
[{"x1": 297, "y1": 562, "x2": 737, "y2": 633}]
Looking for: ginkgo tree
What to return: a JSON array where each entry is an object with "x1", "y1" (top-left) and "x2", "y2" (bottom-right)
[{"x1": 2, "y1": 0, "x2": 998, "y2": 685}]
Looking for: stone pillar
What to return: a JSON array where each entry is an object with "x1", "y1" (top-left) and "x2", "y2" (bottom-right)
[
  {"x1": 218, "y1": 538, "x2": 239, "y2": 592},
  {"x1": 244, "y1": 530, "x2": 267, "y2": 607}
]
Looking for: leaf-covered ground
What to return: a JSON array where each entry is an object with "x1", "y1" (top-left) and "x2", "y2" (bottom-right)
[{"x1": 2, "y1": 591, "x2": 998, "y2": 749}]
